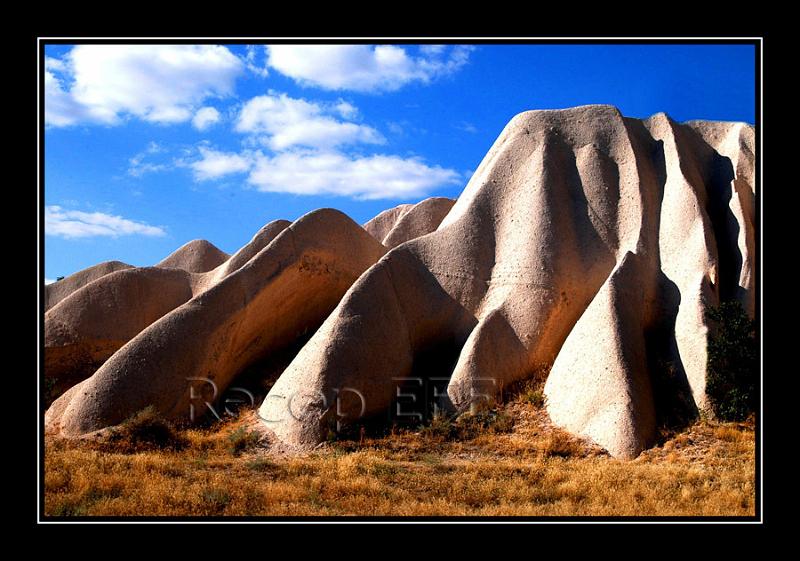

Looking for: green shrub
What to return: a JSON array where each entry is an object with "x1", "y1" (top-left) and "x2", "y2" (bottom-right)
[
  {"x1": 102, "y1": 406, "x2": 187, "y2": 452},
  {"x1": 456, "y1": 409, "x2": 514, "y2": 438},
  {"x1": 509, "y1": 367, "x2": 549, "y2": 407},
  {"x1": 420, "y1": 409, "x2": 514, "y2": 441},
  {"x1": 420, "y1": 412, "x2": 456, "y2": 440},
  {"x1": 50, "y1": 499, "x2": 89, "y2": 517},
  {"x1": 521, "y1": 387, "x2": 545, "y2": 407},
  {"x1": 706, "y1": 301, "x2": 757, "y2": 421},
  {"x1": 226, "y1": 426, "x2": 261, "y2": 456},
  {"x1": 201, "y1": 488, "x2": 231, "y2": 512},
  {"x1": 246, "y1": 458, "x2": 276, "y2": 472}
]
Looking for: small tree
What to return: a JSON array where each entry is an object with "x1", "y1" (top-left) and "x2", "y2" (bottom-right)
[{"x1": 705, "y1": 301, "x2": 757, "y2": 421}]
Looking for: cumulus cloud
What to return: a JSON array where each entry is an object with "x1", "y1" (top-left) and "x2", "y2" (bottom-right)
[
  {"x1": 247, "y1": 150, "x2": 462, "y2": 199},
  {"x1": 128, "y1": 141, "x2": 169, "y2": 177},
  {"x1": 44, "y1": 278, "x2": 56, "y2": 285},
  {"x1": 187, "y1": 143, "x2": 462, "y2": 199},
  {"x1": 235, "y1": 91, "x2": 384, "y2": 150},
  {"x1": 45, "y1": 69, "x2": 89, "y2": 127},
  {"x1": 419, "y1": 44, "x2": 447, "y2": 57},
  {"x1": 189, "y1": 147, "x2": 253, "y2": 181},
  {"x1": 455, "y1": 121, "x2": 478, "y2": 133},
  {"x1": 45, "y1": 45, "x2": 243, "y2": 127},
  {"x1": 266, "y1": 44, "x2": 474, "y2": 92},
  {"x1": 243, "y1": 45, "x2": 269, "y2": 78},
  {"x1": 192, "y1": 107, "x2": 221, "y2": 131},
  {"x1": 45, "y1": 206, "x2": 166, "y2": 239},
  {"x1": 44, "y1": 56, "x2": 67, "y2": 72},
  {"x1": 188, "y1": 85, "x2": 462, "y2": 199},
  {"x1": 334, "y1": 100, "x2": 358, "y2": 119}
]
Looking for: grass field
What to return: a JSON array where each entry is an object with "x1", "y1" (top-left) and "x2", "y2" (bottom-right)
[{"x1": 44, "y1": 392, "x2": 756, "y2": 518}]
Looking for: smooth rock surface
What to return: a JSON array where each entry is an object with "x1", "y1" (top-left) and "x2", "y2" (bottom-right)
[
  {"x1": 45, "y1": 105, "x2": 756, "y2": 460},
  {"x1": 364, "y1": 197, "x2": 455, "y2": 248},
  {"x1": 44, "y1": 220, "x2": 291, "y2": 397},
  {"x1": 259, "y1": 105, "x2": 755, "y2": 458},
  {"x1": 46, "y1": 210, "x2": 386, "y2": 435}
]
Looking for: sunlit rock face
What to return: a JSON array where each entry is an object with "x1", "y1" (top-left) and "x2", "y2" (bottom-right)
[{"x1": 45, "y1": 105, "x2": 755, "y2": 460}]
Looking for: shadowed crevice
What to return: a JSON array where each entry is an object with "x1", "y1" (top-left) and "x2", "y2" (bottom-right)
[{"x1": 646, "y1": 273, "x2": 700, "y2": 429}]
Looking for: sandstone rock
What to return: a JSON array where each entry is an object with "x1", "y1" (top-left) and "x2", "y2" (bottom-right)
[
  {"x1": 44, "y1": 220, "x2": 291, "y2": 398},
  {"x1": 363, "y1": 203, "x2": 414, "y2": 243},
  {"x1": 259, "y1": 245, "x2": 476, "y2": 447},
  {"x1": 364, "y1": 197, "x2": 455, "y2": 247},
  {"x1": 685, "y1": 120, "x2": 756, "y2": 318},
  {"x1": 44, "y1": 266, "x2": 194, "y2": 403},
  {"x1": 258, "y1": 105, "x2": 755, "y2": 458},
  {"x1": 211, "y1": 220, "x2": 291, "y2": 280},
  {"x1": 155, "y1": 239, "x2": 230, "y2": 273},
  {"x1": 44, "y1": 260, "x2": 132, "y2": 311},
  {"x1": 544, "y1": 251, "x2": 659, "y2": 459},
  {"x1": 45, "y1": 209, "x2": 386, "y2": 435},
  {"x1": 45, "y1": 105, "x2": 756, "y2": 460}
]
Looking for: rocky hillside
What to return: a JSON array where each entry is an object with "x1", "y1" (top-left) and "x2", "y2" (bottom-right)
[{"x1": 44, "y1": 105, "x2": 755, "y2": 459}]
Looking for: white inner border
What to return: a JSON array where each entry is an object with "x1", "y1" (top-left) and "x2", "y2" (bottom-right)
[{"x1": 37, "y1": 36, "x2": 764, "y2": 524}]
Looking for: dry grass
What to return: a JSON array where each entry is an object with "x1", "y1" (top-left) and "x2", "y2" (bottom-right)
[{"x1": 44, "y1": 401, "x2": 756, "y2": 518}]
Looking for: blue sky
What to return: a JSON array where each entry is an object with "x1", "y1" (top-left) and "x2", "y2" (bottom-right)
[{"x1": 44, "y1": 43, "x2": 756, "y2": 280}]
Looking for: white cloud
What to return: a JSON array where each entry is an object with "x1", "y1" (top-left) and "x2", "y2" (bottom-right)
[
  {"x1": 266, "y1": 44, "x2": 474, "y2": 92},
  {"x1": 419, "y1": 45, "x2": 447, "y2": 57},
  {"x1": 386, "y1": 120, "x2": 428, "y2": 137},
  {"x1": 334, "y1": 100, "x2": 358, "y2": 119},
  {"x1": 128, "y1": 142, "x2": 169, "y2": 177},
  {"x1": 235, "y1": 92, "x2": 384, "y2": 150},
  {"x1": 455, "y1": 121, "x2": 478, "y2": 133},
  {"x1": 44, "y1": 56, "x2": 67, "y2": 72},
  {"x1": 45, "y1": 70, "x2": 89, "y2": 127},
  {"x1": 45, "y1": 45, "x2": 243, "y2": 127},
  {"x1": 189, "y1": 147, "x2": 252, "y2": 181},
  {"x1": 45, "y1": 206, "x2": 166, "y2": 239},
  {"x1": 128, "y1": 159, "x2": 167, "y2": 177},
  {"x1": 44, "y1": 278, "x2": 56, "y2": 285},
  {"x1": 247, "y1": 150, "x2": 461, "y2": 200},
  {"x1": 387, "y1": 121, "x2": 405, "y2": 135},
  {"x1": 243, "y1": 45, "x2": 269, "y2": 78},
  {"x1": 192, "y1": 106, "x2": 221, "y2": 131}
]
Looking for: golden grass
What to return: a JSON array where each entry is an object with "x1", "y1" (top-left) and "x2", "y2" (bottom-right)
[{"x1": 44, "y1": 401, "x2": 756, "y2": 518}]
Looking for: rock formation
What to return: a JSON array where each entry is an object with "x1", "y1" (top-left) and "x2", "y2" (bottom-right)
[
  {"x1": 45, "y1": 260, "x2": 132, "y2": 311},
  {"x1": 44, "y1": 222, "x2": 290, "y2": 401},
  {"x1": 155, "y1": 239, "x2": 230, "y2": 273},
  {"x1": 45, "y1": 210, "x2": 387, "y2": 435},
  {"x1": 364, "y1": 197, "x2": 455, "y2": 248},
  {"x1": 259, "y1": 105, "x2": 754, "y2": 458},
  {"x1": 45, "y1": 105, "x2": 755, "y2": 459}
]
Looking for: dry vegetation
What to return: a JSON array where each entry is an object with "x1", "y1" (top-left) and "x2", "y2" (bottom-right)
[{"x1": 44, "y1": 387, "x2": 756, "y2": 518}]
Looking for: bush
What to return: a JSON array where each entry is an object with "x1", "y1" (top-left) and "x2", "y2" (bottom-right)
[
  {"x1": 101, "y1": 406, "x2": 187, "y2": 452},
  {"x1": 705, "y1": 301, "x2": 757, "y2": 421},
  {"x1": 420, "y1": 409, "x2": 514, "y2": 441},
  {"x1": 509, "y1": 366, "x2": 549, "y2": 407},
  {"x1": 520, "y1": 387, "x2": 545, "y2": 408},
  {"x1": 201, "y1": 488, "x2": 231, "y2": 513},
  {"x1": 540, "y1": 430, "x2": 582, "y2": 458},
  {"x1": 419, "y1": 413, "x2": 456, "y2": 440},
  {"x1": 456, "y1": 409, "x2": 514, "y2": 438},
  {"x1": 227, "y1": 426, "x2": 261, "y2": 456},
  {"x1": 246, "y1": 458, "x2": 276, "y2": 472}
]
